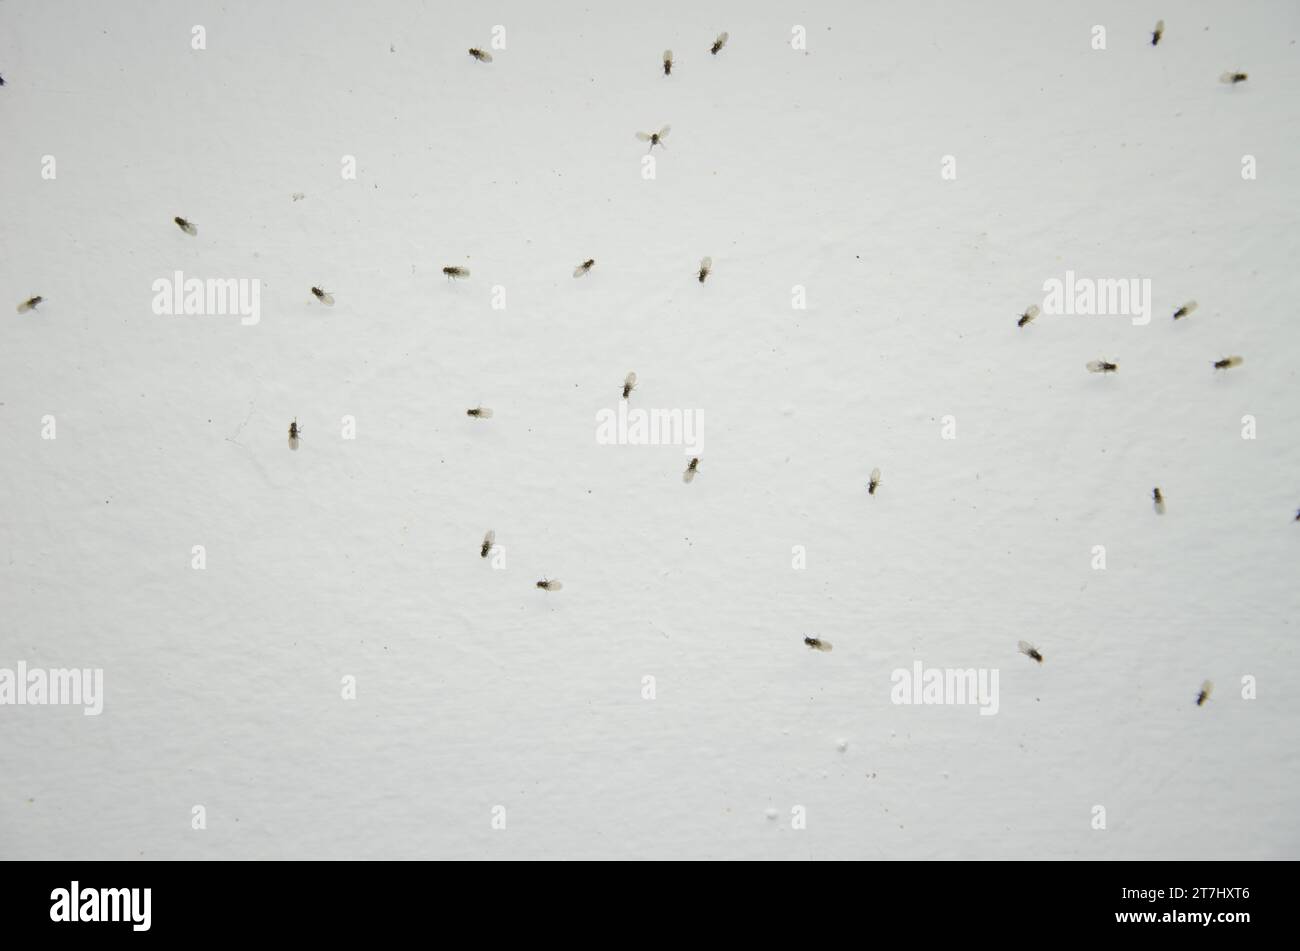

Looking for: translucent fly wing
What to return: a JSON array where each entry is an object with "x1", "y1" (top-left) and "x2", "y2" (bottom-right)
[
  {"x1": 1200, "y1": 680, "x2": 1213, "y2": 696},
  {"x1": 625, "y1": 371, "x2": 637, "y2": 387},
  {"x1": 476, "y1": 50, "x2": 494, "y2": 62},
  {"x1": 658, "y1": 125, "x2": 671, "y2": 138},
  {"x1": 636, "y1": 131, "x2": 653, "y2": 142},
  {"x1": 317, "y1": 291, "x2": 335, "y2": 306},
  {"x1": 699, "y1": 256, "x2": 712, "y2": 271},
  {"x1": 1017, "y1": 641, "x2": 1037, "y2": 655},
  {"x1": 542, "y1": 580, "x2": 563, "y2": 591},
  {"x1": 714, "y1": 32, "x2": 729, "y2": 50},
  {"x1": 471, "y1": 407, "x2": 494, "y2": 418},
  {"x1": 1024, "y1": 305, "x2": 1039, "y2": 319},
  {"x1": 176, "y1": 219, "x2": 197, "y2": 236},
  {"x1": 1086, "y1": 360, "x2": 1106, "y2": 373},
  {"x1": 483, "y1": 530, "x2": 495, "y2": 547},
  {"x1": 288, "y1": 434, "x2": 300, "y2": 451},
  {"x1": 573, "y1": 261, "x2": 593, "y2": 277},
  {"x1": 16, "y1": 299, "x2": 34, "y2": 313},
  {"x1": 663, "y1": 50, "x2": 672, "y2": 63},
  {"x1": 683, "y1": 466, "x2": 697, "y2": 484},
  {"x1": 1219, "y1": 72, "x2": 1245, "y2": 83},
  {"x1": 869, "y1": 467, "x2": 881, "y2": 484},
  {"x1": 810, "y1": 639, "x2": 833, "y2": 652}
]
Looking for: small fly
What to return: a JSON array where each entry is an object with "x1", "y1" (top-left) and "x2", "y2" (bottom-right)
[
  {"x1": 481, "y1": 530, "x2": 495, "y2": 558},
  {"x1": 623, "y1": 371, "x2": 637, "y2": 399},
  {"x1": 1018, "y1": 641, "x2": 1044, "y2": 664},
  {"x1": 1219, "y1": 71, "x2": 1248, "y2": 84},
  {"x1": 663, "y1": 50, "x2": 673, "y2": 75},
  {"x1": 573, "y1": 258, "x2": 595, "y2": 278},
  {"x1": 1172, "y1": 300, "x2": 1197, "y2": 320},
  {"x1": 683, "y1": 457, "x2": 700, "y2": 483},
  {"x1": 1196, "y1": 680, "x2": 1213, "y2": 706},
  {"x1": 867, "y1": 468, "x2": 882, "y2": 495},
  {"x1": 467, "y1": 406, "x2": 494, "y2": 418},
  {"x1": 536, "y1": 578, "x2": 563, "y2": 592},
  {"x1": 174, "y1": 216, "x2": 197, "y2": 236},
  {"x1": 1153, "y1": 487, "x2": 1165, "y2": 514},
  {"x1": 1213, "y1": 356, "x2": 1243, "y2": 371},
  {"x1": 443, "y1": 266, "x2": 471, "y2": 280},
  {"x1": 311, "y1": 286, "x2": 335, "y2": 306},
  {"x1": 1017, "y1": 304, "x2": 1039, "y2": 328},
  {"x1": 636, "y1": 125, "x2": 671, "y2": 152},
  {"x1": 804, "y1": 636, "x2": 833, "y2": 652},
  {"x1": 698, "y1": 256, "x2": 712, "y2": 283},
  {"x1": 16, "y1": 295, "x2": 43, "y2": 314},
  {"x1": 1151, "y1": 20, "x2": 1164, "y2": 46},
  {"x1": 468, "y1": 48, "x2": 493, "y2": 62},
  {"x1": 711, "y1": 31, "x2": 729, "y2": 55},
  {"x1": 1086, "y1": 360, "x2": 1119, "y2": 374}
]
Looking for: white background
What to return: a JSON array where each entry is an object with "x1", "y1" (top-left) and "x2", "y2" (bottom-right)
[{"x1": 1, "y1": 0, "x2": 1297, "y2": 859}]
